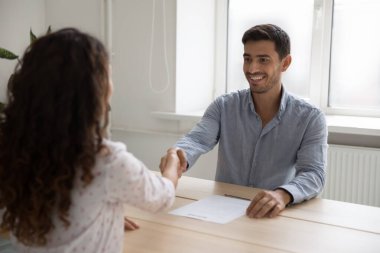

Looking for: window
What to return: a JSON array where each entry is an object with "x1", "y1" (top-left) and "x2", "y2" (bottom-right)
[
  {"x1": 227, "y1": 0, "x2": 314, "y2": 98},
  {"x1": 224, "y1": 0, "x2": 380, "y2": 117},
  {"x1": 174, "y1": 0, "x2": 380, "y2": 119},
  {"x1": 329, "y1": 0, "x2": 380, "y2": 114}
]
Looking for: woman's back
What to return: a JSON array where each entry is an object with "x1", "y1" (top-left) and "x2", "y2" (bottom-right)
[
  {"x1": 11, "y1": 139, "x2": 175, "y2": 253},
  {"x1": 0, "y1": 28, "x2": 181, "y2": 253}
]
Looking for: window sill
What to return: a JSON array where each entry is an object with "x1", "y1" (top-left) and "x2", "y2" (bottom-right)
[
  {"x1": 325, "y1": 115, "x2": 380, "y2": 136},
  {"x1": 152, "y1": 111, "x2": 380, "y2": 137},
  {"x1": 152, "y1": 111, "x2": 204, "y2": 121}
]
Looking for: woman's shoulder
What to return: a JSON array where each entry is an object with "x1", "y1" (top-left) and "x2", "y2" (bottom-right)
[
  {"x1": 99, "y1": 139, "x2": 142, "y2": 170},
  {"x1": 102, "y1": 139, "x2": 127, "y2": 150}
]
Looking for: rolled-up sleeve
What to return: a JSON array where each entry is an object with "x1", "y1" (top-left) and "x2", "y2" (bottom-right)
[
  {"x1": 176, "y1": 99, "x2": 221, "y2": 168},
  {"x1": 105, "y1": 150, "x2": 175, "y2": 212},
  {"x1": 279, "y1": 111, "x2": 328, "y2": 203}
]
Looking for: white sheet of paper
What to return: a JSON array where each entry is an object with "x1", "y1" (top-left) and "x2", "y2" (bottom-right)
[{"x1": 169, "y1": 195, "x2": 251, "y2": 224}]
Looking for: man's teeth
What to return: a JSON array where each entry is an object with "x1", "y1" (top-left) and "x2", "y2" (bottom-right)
[{"x1": 250, "y1": 75, "x2": 264, "y2": 81}]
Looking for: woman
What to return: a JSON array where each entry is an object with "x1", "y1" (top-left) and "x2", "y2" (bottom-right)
[{"x1": 0, "y1": 28, "x2": 184, "y2": 253}]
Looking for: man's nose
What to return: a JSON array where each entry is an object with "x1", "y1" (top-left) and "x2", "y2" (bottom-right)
[{"x1": 248, "y1": 61, "x2": 258, "y2": 73}]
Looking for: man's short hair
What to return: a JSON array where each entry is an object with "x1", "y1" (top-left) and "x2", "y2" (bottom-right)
[{"x1": 242, "y1": 24, "x2": 290, "y2": 59}]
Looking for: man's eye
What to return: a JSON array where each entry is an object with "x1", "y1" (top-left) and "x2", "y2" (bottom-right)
[
  {"x1": 243, "y1": 58, "x2": 251, "y2": 63},
  {"x1": 259, "y1": 58, "x2": 270, "y2": 63}
]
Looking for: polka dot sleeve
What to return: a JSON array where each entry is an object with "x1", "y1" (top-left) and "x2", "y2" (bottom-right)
[{"x1": 104, "y1": 146, "x2": 175, "y2": 212}]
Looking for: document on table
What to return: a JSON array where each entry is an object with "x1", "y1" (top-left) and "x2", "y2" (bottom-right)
[{"x1": 169, "y1": 195, "x2": 251, "y2": 224}]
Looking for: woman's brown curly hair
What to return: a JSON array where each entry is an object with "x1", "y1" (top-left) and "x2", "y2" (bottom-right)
[{"x1": 0, "y1": 28, "x2": 110, "y2": 246}]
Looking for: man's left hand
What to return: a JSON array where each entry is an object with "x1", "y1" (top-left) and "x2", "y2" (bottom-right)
[{"x1": 246, "y1": 189, "x2": 291, "y2": 218}]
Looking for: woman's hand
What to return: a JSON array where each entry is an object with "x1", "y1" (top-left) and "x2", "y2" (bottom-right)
[
  {"x1": 159, "y1": 148, "x2": 187, "y2": 188},
  {"x1": 124, "y1": 217, "x2": 139, "y2": 231}
]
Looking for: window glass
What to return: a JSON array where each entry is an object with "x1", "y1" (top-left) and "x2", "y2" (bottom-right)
[{"x1": 329, "y1": 0, "x2": 380, "y2": 110}]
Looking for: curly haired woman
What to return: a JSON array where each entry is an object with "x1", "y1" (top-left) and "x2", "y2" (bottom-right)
[{"x1": 0, "y1": 28, "x2": 185, "y2": 253}]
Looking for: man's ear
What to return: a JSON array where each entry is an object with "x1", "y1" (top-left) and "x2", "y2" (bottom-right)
[{"x1": 281, "y1": 55, "x2": 292, "y2": 72}]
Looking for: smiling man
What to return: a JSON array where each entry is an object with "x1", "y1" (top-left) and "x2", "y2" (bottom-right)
[{"x1": 162, "y1": 24, "x2": 328, "y2": 218}]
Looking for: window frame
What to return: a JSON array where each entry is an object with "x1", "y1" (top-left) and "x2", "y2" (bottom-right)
[
  {"x1": 218, "y1": 0, "x2": 380, "y2": 118},
  {"x1": 313, "y1": 0, "x2": 380, "y2": 117},
  {"x1": 154, "y1": 0, "x2": 380, "y2": 137}
]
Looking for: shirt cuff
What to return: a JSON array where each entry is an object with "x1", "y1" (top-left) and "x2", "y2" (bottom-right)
[
  {"x1": 157, "y1": 176, "x2": 176, "y2": 212},
  {"x1": 275, "y1": 187, "x2": 294, "y2": 206},
  {"x1": 276, "y1": 184, "x2": 304, "y2": 204}
]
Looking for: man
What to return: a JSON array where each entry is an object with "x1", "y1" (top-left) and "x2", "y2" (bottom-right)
[{"x1": 161, "y1": 24, "x2": 327, "y2": 218}]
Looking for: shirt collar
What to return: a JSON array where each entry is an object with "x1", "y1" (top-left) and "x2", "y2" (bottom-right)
[
  {"x1": 247, "y1": 89, "x2": 255, "y2": 112},
  {"x1": 247, "y1": 85, "x2": 289, "y2": 118},
  {"x1": 278, "y1": 85, "x2": 288, "y2": 119}
]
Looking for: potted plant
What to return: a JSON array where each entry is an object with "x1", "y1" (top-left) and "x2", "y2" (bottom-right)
[
  {"x1": 0, "y1": 27, "x2": 51, "y2": 113},
  {"x1": 0, "y1": 44, "x2": 18, "y2": 113}
]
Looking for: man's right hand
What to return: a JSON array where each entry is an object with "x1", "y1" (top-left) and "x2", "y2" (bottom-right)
[
  {"x1": 160, "y1": 148, "x2": 187, "y2": 175},
  {"x1": 159, "y1": 148, "x2": 187, "y2": 187},
  {"x1": 175, "y1": 148, "x2": 188, "y2": 173}
]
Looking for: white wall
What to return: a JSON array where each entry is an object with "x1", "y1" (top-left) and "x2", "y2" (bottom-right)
[
  {"x1": 0, "y1": 0, "x2": 218, "y2": 180},
  {"x1": 111, "y1": 0, "x2": 177, "y2": 132},
  {"x1": 45, "y1": 0, "x2": 103, "y2": 40},
  {"x1": 111, "y1": 129, "x2": 218, "y2": 180},
  {"x1": 1, "y1": 1, "x2": 380, "y2": 183},
  {"x1": 0, "y1": 0, "x2": 45, "y2": 102},
  {"x1": 176, "y1": 0, "x2": 215, "y2": 113},
  {"x1": 109, "y1": 0, "x2": 217, "y2": 179},
  {"x1": 0, "y1": 0, "x2": 101, "y2": 102}
]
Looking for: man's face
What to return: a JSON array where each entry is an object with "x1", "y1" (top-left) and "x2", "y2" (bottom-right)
[{"x1": 243, "y1": 40, "x2": 290, "y2": 94}]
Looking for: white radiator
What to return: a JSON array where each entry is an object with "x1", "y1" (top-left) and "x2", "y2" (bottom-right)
[{"x1": 321, "y1": 144, "x2": 380, "y2": 207}]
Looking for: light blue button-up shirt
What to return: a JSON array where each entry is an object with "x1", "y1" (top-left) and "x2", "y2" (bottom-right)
[{"x1": 176, "y1": 88, "x2": 328, "y2": 204}]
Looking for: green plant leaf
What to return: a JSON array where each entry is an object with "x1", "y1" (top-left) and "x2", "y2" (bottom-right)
[
  {"x1": 0, "y1": 47, "x2": 18, "y2": 60},
  {"x1": 30, "y1": 28, "x2": 37, "y2": 44},
  {"x1": 46, "y1": 25, "x2": 52, "y2": 34}
]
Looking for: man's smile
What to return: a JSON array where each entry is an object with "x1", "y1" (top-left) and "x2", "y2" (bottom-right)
[{"x1": 248, "y1": 73, "x2": 267, "y2": 84}]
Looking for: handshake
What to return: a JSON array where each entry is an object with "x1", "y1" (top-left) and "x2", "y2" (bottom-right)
[
  {"x1": 159, "y1": 148, "x2": 187, "y2": 188},
  {"x1": 125, "y1": 148, "x2": 188, "y2": 231}
]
